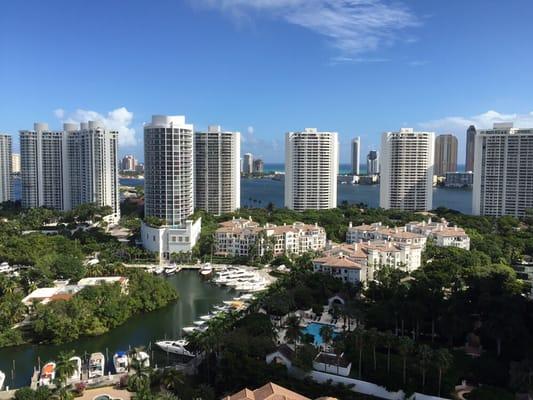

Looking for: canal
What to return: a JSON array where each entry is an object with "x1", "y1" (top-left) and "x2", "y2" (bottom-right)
[{"x1": 0, "y1": 271, "x2": 235, "y2": 389}]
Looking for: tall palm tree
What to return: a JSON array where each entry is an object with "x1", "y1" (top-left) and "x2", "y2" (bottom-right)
[
  {"x1": 332, "y1": 338, "x2": 345, "y2": 376},
  {"x1": 54, "y1": 350, "x2": 77, "y2": 388},
  {"x1": 381, "y1": 331, "x2": 396, "y2": 375},
  {"x1": 160, "y1": 368, "x2": 184, "y2": 393},
  {"x1": 366, "y1": 328, "x2": 379, "y2": 371},
  {"x1": 285, "y1": 315, "x2": 302, "y2": 344},
  {"x1": 433, "y1": 348, "x2": 453, "y2": 396},
  {"x1": 417, "y1": 344, "x2": 433, "y2": 389},
  {"x1": 129, "y1": 354, "x2": 152, "y2": 393},
  {"x1": 397, "y1": 336, "x2": 414, "y2": 385},
  {"x1": 320, "y1": 325, "x2": 334, "y2": 349}
]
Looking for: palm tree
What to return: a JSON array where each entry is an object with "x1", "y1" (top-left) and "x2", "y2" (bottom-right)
[
  {"x1": 350, "y1": 328, "x2": 365, "y2": 379},
  {"x1": 320, "y1": 325, "x2": 334, "y2": 349},
  {"x1": 366, "y1": 328, "x2": 379, "y2": 371},
  {"x1": 285, "y1": 314, "x2": 302, "y2": 344},
  {"x1": 54, "y1": 350, "x2": 77, "y2": 388},
  {"x1": 381, "y1": 331, "x2": 396, "y2": 375},
  {"x1": 332, "y1": 338, "x2": 345, "y2": 375},
  {"x1": 128, "y1": 353, "x2": 152, "y2": 392},
  {"x1": 417, "y1": 344, "x2": 433, "y2": 389},
  {"x1": 433, "y1": 348, "x2": 453, "y2": 396},
  {"x1": 160, "y1": 368, "x2": 184, "y2": 393},
  {"x1": 397, "y1": 336, "x2": 414, "y2": 385},
  {"x1": 156, "y1": 391, "x2": 179, "y2": 400},
  {"x1": 50, "y1": 387, "x2": 74, "y2": 400}
]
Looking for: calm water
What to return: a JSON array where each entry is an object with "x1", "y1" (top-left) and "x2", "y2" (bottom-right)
[{"x1": 0, "y1": 271, "x2": 235, "y2": 389}]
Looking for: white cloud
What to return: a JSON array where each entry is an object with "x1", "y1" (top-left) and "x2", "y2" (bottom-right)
[
  {"x1": 54, "y1": 107, "x2": 137, "y2": 146},
  {"x1": 193, "y1": 0, "x2": 419, "y2": 57},
  {"x1": 419, "y1": 110, "x2": 533, "y2": 133}
]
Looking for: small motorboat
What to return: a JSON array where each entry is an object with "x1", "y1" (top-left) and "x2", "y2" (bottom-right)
[
  {"x1": 130, "y1": 351, "x2": 150, "y2": 368},
  {"x1": 68, "y1": 356, "x2": 82, "y2": 382},
  {"x1": 165, "y1": 265, "x2": 178, "y2": 275},
  {"x1": 156, "y1": 340, "x2": 196, "y2": 357},
  {"x1": 193, "y1": 320, "x2": 207, "y2": 326},
  {"x1": 113, "y1": 351, "x2": 129, "y2": 373},
  {"x1": 38, "y1": 362, "x2": 56, "y2": 386},
  {"x1": 154, "y1": 267, "x2": 165, "y2": 275},
  {"x1": 182, "y1": 326, "x2": 197, "y2": 334},
  {"x1": 199, "y1": 314, "x2": 214, "y2": 321},
  {"x1": 0, "y1": 370, "x2": 5, "y2": 391},
  {"x1": 88, "y1": 352, "x2": 105, "y2": 378}
]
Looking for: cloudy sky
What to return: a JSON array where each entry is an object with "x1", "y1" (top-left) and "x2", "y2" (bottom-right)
[{"x1": 1, "y1": 0, "x2": 532, "y2": 164}]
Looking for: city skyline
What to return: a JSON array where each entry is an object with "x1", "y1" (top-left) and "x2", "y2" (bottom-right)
[{"x1": 2, "y1": 1, "x2": 533, "y2": 163}]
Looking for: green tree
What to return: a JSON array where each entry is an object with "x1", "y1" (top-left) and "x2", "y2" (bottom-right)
[
  {"x1": 417, "y1": 344, "x2": 433, "y2": 389},
  {"x1": 285, "y1": 315, "x2": 302, "y2": 344},
  {"x1": 397, "y1": 336, "x2": 414, "y2": 385},
  {"x1": 433, "y1": 348, "x2": 453, "y2": 396}
]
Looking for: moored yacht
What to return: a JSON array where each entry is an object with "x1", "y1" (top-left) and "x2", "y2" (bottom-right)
[
  {"x1": 68, "y1": 356, "x2": 82, "y2": 382},
  {"x1": 88, "y1": 352, "x2": 105, "y2": 378},
  {"x1": 0, "y1": 370, "x2": 5, "y2": 391},
  {"x1": 113, "y1": 351, "x2": 129, "y2": 373},
  {"x1": 38, "y1": 362, "x2": 56, "y2": 386},
  {"x1": 156, "y1": 340, "x2": 196, "y2": 357}
]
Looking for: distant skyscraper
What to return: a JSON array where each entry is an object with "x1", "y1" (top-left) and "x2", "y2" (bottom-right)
[
  {"x1": 19, "y1": 121, "x2": 120, "y2": 222},
  {"x1": 121, "y1": 155, "x2": 137, "y2": 171},
  {"x1": 11, "y1": 153, "x2": 20, "y2": 174},
  {"x1": 195, "y1": 125, "x2": 241, "y2": 215},
  {"x1": 473, "y1": 123, "x2": 533, "y2": 217},
  {"x1": 434, "y1": 134, "x2": 458, "y2": 176},
  {"x1": 380, "y1": 128, "x2": 435, "y2": 211},
  {"x1": 243, "y1": 153, "x2": 253, "y2": 175},
  {"x1": 0, "y1": 134, "x2": 12, "y2": 202},
  {"x1": 366, "y1": 150, "x2": 379, "y2": 175},
  {"x1": 351, "y1": 137, "x2": 360, "y2": 175},
  {"x1": 144, "y1": 115, "x2": 194, "y2": 225},
  {"x1": 465, "y1": 125, "x2": 476, "y2": 172},
  {"x1": 253, "y1": 159, "x2": 264, "y2": 174},
  {"x1": 285, "y1": 128, "x2": 338, "y2": 211}
]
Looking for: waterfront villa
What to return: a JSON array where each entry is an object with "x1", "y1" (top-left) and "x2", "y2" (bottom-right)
[
  {"x1": 222, "y1": 382, "x2": 330, "y2": 400},
  {"x1": 348, "y1": 218, "x2": 470, "y2": 250},
  {"x1": 22, "y1": 276, "x2": 129, "y2": 306},
  {"x1": 215, "y1": 217, "x2": 326, "y2": 258}
]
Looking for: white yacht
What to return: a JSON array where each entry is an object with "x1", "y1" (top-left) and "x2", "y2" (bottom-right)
[
  {"x1": 88, "y1": 352, "x2": 105, "y2": 378},
  {"x1": 165, "y1": 265, "x2": 178, "y2": 275},
  {"x1": 113, "y1": 351, "x2": 128, "y2": 373},
  {"x1": 193, "y1": 320, "x2": 207, "y2": 326},
  {"x1": 182, "y1": 326, "x2": 197, "y2": 334},
  {"x1": 38, "y1": 362, "x2": 56, "y2": 386},
  {"x1": 0, "y1": 370, "x2": 5, "y2": 391},
  {"x1": 156, "y1": 340, "x2": 196, "y2": 357},
  {"x1": 154, "y1": 267, "x2": 165, "y2": 275},
  {"x1": 68, "y1": 356, "x2": 82, "y2": 382}
]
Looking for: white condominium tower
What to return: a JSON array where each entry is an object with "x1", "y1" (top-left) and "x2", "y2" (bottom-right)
[
  {"x1": 20, "y1": 123, "x2": 66, "y2": 210},
  {"x1": 380, "y1": 128, "x2": 435, "y2": 211},
  {"x1": 195, "y1": 125, "x2": 241, "y2": 215},
  {"x1": 285, "y1": 128, "x2": 338, "y2": 211},
  {"x1": 144, "y1": 115, "x2": 194, "y2": 225},
  {"x1": 19, "y1": 122, "x2": 120, "y2": 222},
  {"x1": 67, "y1": 121, "x2": 120, "y2": 222},
  {"x1": 0, "y1": 134, "x2": 12, "y2": 202},
  {"x1": 351, "y1": 137, "x2": 360, "y2": 175},
  {"x1": 473, "y1": 123, "x2": 533, "y2": 217}
]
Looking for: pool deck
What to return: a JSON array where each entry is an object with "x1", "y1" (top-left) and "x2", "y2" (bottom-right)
[{"x1": 78, "y1": 386, "x2": 133, "y2": 400}]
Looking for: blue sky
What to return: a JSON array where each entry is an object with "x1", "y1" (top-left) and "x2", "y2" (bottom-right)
[{"x1": 1, "y1": 0, "x2": 533, "y2": 163}]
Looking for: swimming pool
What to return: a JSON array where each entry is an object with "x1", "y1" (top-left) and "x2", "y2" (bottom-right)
[{"x1": 301, "y1": 322, "x2": 338, "y2": 345}]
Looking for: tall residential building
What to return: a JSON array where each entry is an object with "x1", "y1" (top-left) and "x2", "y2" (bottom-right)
[
  {"x1": 465, "y1": 125, "x2": 476, "y2": 172},
  {"x1": 243, "y1": 153, "x2": 253, "y2": 175},
  {"x1": 285, "y1": 128, "x2": 338, "y2": 211},
  {"x1": 434, "y1": 134, "x2": 458, "y2": 176},
  {"x1": 366, "y1": 150, "x2": 379, "y2": 175},
  {"x1": 141, "y1": 115, "x2": 201, "y2": 259},
  {"x1": 121, "y1": 155, "x2": 137, "y2": 171},
  {"x1": 351, "y1": 137, "x2": 360, "y2": 175},
  {"x1": 195, "y1": 125, "x2": 241, "y2": 215},
  {"x1": 11, "y1": 153, "x2": 20, "y2": 174},
  {"x1": 0, "y1": 134, "x2": 12, "y2": 202},
  {"x1": 380, "y1": 128, "x2": 435, "y2": 211},
  {"x1": 253, "y1": 159, "x2": 264, "y2": 174},
  {"x1": 20, "y1": 123, "x2": 66, "y2": 210},
  {"x1": 473, "y1": 123, "x2": 533, "y2": 217},
  {"x1": 19, "y1": 122, "x2": 120, "y2": 222}
]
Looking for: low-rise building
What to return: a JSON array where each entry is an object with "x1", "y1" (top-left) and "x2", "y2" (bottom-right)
[
  {"x1": 141, "y1": 218, "x2": 202, "y2": 259},
  {"x1": 444, "y1": 171, "x2": 473, "y2": 188},
  {"x1": 346, "y1": 222, "x2": 427, "y2": 248},
  {"x1": 313, "y1": 352, "x2": 352, "y2": 377},
  {"x1": 215, "y1": 217, "x2": 326, "y2": 258},
  {"x1": 406, "y1": 218, "x2": 470, "y2": 250},
  {"x1": 222, "y1": 382, "x2": 314, "y2": 400}
]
